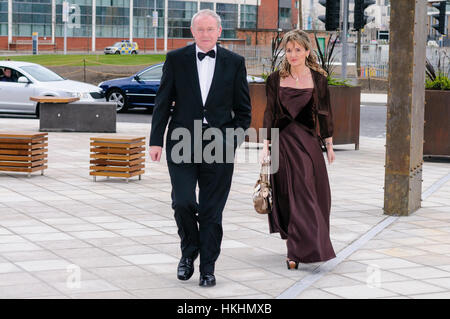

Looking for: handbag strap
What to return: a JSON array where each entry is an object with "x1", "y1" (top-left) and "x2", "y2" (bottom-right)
[{"x1": 260, "y1": 160, "x2": 270, "y2": 183}]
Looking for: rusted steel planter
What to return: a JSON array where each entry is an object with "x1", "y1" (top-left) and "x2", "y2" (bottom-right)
[
  {"x1": 248, "y1": 83, "x2": 361, "y2": 150},
  {"x1": 329, "y1": 86, "x2": 361, "y2": 150},
  {"x1": 248, "y1": 83, "x2": 267, "y2": 142},
  {"x1": 424, "y1": 90, "x2": 450, "y2": 156}
]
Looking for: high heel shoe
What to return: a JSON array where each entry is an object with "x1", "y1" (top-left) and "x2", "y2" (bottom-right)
[{"x1": 286, "y1": 259, "x2": 299, "y2": 270}]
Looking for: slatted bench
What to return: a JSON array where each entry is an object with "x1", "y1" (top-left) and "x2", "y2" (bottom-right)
[
  {"x1": 0, "y1": 132, "x2": 48, "y2": 177},
  {"x1": 90, "y1": 135, "x2": 146, "y2": 182}
]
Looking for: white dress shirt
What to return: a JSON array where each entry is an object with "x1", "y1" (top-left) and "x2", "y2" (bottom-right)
[{"x1": 196, "y1": 45, "x2": 216, "y2": 124}]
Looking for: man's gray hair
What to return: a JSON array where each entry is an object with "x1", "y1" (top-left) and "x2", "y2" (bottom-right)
[{"x1": 191, "y1": 9, "x2": 222, "y2": 29}]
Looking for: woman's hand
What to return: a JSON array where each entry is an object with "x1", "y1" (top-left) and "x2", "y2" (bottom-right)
[
  {"x1": 324, "y1": 138, "x2": 335, "y2": 164},
  {"x1": 326, "y1": 144, "x2": 335, "y2": 164},
  {"x1": 260, "y1": 140, "x2": 271, "y2": 164}
]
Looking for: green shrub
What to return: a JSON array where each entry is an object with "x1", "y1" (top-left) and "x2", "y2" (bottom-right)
[
  {"x1": 328, "y1": 76, "x2": 353, "y2": 87},
  {"x1": 425, "y1": 73, "x2": 450, "y2": 90}
]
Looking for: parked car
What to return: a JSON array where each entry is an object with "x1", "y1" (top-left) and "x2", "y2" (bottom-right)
[
  {"x1": 99, "y1": 63, "x2": 265, "y2": 112},
  {"x1": 0, "y1": 61, "x2": 105, "y2": 115},
  {"x1": 104, "y1": 40, "x2": 139, "y2": 55},
  {"x1": 427, "y1": 40, "x2": 439, "y2": 48}
]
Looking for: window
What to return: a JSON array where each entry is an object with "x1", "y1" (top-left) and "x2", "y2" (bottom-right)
[
  {"x1": 138, "y1": 65, "x2": 163, "y2": 81},
  {"x1": 133, "y1": 0, "x2": 164, "y2": 39},
  {"x1": 279, "y1": 7, "x2": 292, "y2": 30},
  {"x1": 95, "y1": 4, "x2": 129, "y2": 38},
  {"x1": 168, "y1": 0, "x2": 197, "y2": 38},
  {"x1": 200, "y1": 2, "x2": 213, "y2": 10},
  {"x1": 0, "y1": 0, "x2": 6, "y2": 36},
  {"x1": 21, "y1": 65, "x2": 64, "y2": 82},
  {"x1": 217, "y1": 3, "x2": 237, "y2": 39},
  {"x1": 12, "y1": 0, "x2": 53, "y2": 37},
  {"x1": 0, "y1": 68, "x2": 23, "y2": 82},
  {"x1": 241, "y1": 4, "x2": 257, "y2": 29}
]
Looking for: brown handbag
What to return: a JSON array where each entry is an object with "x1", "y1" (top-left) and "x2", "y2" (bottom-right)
[{"x1": 252, "y1": 158, "x2": 272, "y2": 214}]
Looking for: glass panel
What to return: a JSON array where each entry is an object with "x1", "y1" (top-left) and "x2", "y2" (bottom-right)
[
  {"x1": 200, "y1": 2, "x2": 213, "y2": 10},
  {"x1": 279, "y1": 7, "x2": 291, "y2": 30},
  {"x1": 21, "y1": 65, "x2": 64, "y2": 82},
  {"x1": 138, "y1": 64, "x2": 163, "y2": 80},
  {"x1": 133, "y1": 0, "x2": 164, "y2": 38},
  {"x1": 95, "y1": 3, "x2": 129, "y2": 38},
  {"x1": 5, "y1": 0, "x2": 244, "y2": 40},
  {"x1": 241, "y1": 4, "x2": 257, "y2": 29},
  {"x1": 0, "y1": 24, "x2": 6, "y2": 36},
  {"x1": 167, "y1": 0, "x2": 197, "y2": 38},
  {"x1": 12, "y1": 0, "x2": 52, "y2": 37},
  {"x1": 0, "y1": 0, "x2": 8, "y2": 28},
  {"x1": 217, "y1": 3, "x2": 237, "y2": 39}
]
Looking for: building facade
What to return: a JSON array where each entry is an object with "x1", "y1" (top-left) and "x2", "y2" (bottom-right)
[
  {"x1": 1, "y1": 0, "x2": 448, "y2": 52},
  {"x1": 0, "y1": 0, "x2": 300, "y2": 51}
]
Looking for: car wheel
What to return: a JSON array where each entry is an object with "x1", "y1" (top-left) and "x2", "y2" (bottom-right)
[
  {"x1": 107, "y1": 89, "x2": 128, "y2": 113},
  {"x1": 131, "y1": 51, "x2": 137, "y2": 55},
  {"x1": 115, "y1": 51, "x2": 120, "y2": 55}
]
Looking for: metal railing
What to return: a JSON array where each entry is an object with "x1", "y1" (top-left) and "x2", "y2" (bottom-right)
[{"x1": 228, "y1": 42, "x2": 449, "y2": 80}]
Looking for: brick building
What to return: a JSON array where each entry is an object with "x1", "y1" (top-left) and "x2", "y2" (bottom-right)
[{"x1": 0, "y1": 0, "x2": 300, "y2": 52}]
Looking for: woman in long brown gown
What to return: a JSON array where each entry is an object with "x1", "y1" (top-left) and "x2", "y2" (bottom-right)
[{"x1": 262, "y1": 30, "x2": 336, "y2": 269}]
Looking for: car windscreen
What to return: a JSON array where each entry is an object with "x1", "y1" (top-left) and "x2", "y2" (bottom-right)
[
  {"x1": 113, "y1": 42, "x2": 122, "y2": 47},
  {"x1": 20, "y1": 65, "x2": 64, "y2": 82}
]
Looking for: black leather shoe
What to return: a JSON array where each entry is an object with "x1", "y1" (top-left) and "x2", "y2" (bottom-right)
[
  {"x1": 199, "y1": 273, "x2": 216, "y2": 287},
  {"x1": 177, "y1": 257, "x2": 195, "y2": 281}
]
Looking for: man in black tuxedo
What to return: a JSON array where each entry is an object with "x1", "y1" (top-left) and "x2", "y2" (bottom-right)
[{"x1": 149, "y1": 9, "x2": 251, "y2": 287}]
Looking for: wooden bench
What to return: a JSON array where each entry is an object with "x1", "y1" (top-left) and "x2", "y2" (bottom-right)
[
  {"x1": 0, "y1": 132, "x2": 48, "y2": 177},
  {"x1": 90, "y1": 136, "x2": 146, "y2": 182}
]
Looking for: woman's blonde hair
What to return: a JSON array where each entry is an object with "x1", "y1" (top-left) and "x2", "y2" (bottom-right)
[{"x1": 279, "y1": 30, "x2": 327, "y2": 78}]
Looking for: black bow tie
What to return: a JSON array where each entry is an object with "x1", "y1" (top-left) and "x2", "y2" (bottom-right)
[{"x1": 197, "y1": 50, "x2": 216, "y2": 61}]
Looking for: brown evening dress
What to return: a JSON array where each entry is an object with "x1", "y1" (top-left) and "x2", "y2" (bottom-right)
[{"x1": 268, "y1": 86, "x2": 336, "y2": 263}]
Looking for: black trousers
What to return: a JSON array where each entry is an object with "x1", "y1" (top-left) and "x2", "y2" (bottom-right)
[{"x1": 167, "y1": 159, "x2": 234, "y2": 275}]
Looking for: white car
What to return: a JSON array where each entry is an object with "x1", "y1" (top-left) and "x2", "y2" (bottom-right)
[
  {"x1": 247, "y1": 75, "x2": 265, "y2": 83},
  {"x1": 0, "y1": 61, "x2": 105, "y2": 115},
  {"x1": 427, "y1": 40, "x2": 439, "y2": 48}
]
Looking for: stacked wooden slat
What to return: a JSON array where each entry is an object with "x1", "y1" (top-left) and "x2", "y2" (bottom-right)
[
  {"x1": 0, "y1": 132, "x2": 48, "y2": 177},
  {"x1": 90, "y1": 136, "x2": 145, "y2": 182}
]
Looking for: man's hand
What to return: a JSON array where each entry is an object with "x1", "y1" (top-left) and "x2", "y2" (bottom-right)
[{"x1": 149, "y1": 146, "x2": 163, "y2": 162}]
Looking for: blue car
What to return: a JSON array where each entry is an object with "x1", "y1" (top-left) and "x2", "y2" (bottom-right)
[
  {"x1": 99, "y1": 63, "x2": 264, "y2": 113},
  {"x1": 99, "y1": 63, "x2": 163, "y2": 112}
]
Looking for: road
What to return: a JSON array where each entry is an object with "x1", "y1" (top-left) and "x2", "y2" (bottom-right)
[{"x1": 0, "y1": 105, "x2": 387, "y2": 138}]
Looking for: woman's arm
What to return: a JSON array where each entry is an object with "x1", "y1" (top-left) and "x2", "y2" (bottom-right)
[
  {"x1": 261, "y1": 75, "x2": 277, "y2": 161},
  {"x1": 318, "y1": 78, "x2": 334, "y2": 139},
  {"x1": 322, "y1": 79, "x2": 335, "y2": 164}
]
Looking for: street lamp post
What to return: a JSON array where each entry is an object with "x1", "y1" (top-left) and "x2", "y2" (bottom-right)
[
  {"x1": 146, "y1": 0, "x2": 157, "y2": 53},
  {"x1": 297, "y1": 0, "x2": 302, "y2": 30},
  {"x1": 146, "y1": 14, "x2": 151, "y2": 53},
  {"x1": 153, "y1": 0, "x2": 157, "y2": 53},
  {"x1": 341, "y1": 0, "x2": 349, "y2": 80}
]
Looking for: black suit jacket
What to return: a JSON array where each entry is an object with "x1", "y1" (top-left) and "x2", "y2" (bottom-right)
[{"x1": 150, "y1": 44, "x2": 252, "y2": 162}]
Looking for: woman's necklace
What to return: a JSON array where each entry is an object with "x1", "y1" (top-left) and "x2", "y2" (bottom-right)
[{"x1": 292, "y1": 67, "x2": 309, "y2": 86}]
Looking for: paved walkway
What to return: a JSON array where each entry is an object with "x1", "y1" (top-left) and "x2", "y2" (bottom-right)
[{"x1": 0, "y1": 118, "x2": 449, "y2": 299}]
